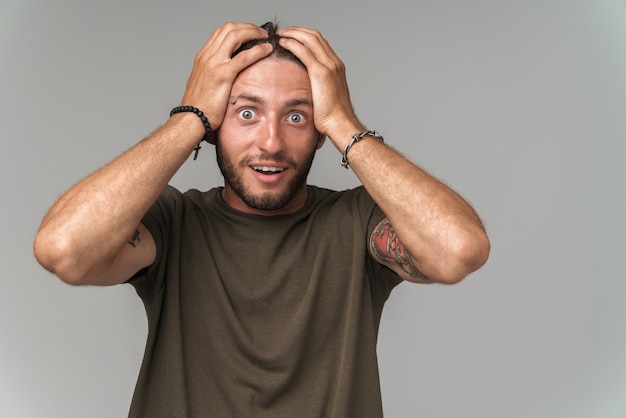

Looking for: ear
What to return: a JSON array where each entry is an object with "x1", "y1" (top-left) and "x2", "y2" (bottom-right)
[{"x1": 315, "y1": 132, "x2": 326, "y2": 149}]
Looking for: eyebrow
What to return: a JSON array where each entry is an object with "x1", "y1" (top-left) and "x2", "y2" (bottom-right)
[
  {"x1": 287, "y1": 98, "x2": 313, "y2": 108},
  {"x1": 233, "y1": 94, "x2": 263, "y2": 105},
  {"x1": 232, "y1": 94, "x2": 312, "y2": 108}
]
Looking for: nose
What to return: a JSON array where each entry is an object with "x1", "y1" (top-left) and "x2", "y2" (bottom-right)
[{"x1": 255, "y1": 116, "x2": 285, "y2": 155}]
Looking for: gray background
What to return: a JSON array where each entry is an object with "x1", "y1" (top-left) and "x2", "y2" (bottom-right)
[{"x1": 2, "y1": 0, "x2": 625, "y2": 417}]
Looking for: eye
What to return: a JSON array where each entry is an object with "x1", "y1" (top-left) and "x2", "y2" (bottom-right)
[
  {"x1": 288, "y1": 112, "x2": 305, "y2": 124},
  {"x1": 238, "y1": 108, "x2": 256, "y2": 120}
]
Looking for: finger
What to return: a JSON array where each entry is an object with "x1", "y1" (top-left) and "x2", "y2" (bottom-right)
[
  {"x1": 229, "y1": 42, "x2": 273, "y2": 70},
  {"x1": 216, "y1": 23, "x2": 269, "y2": 60},
  {"x1": 279, "y1": 27, "x2": 336, "y2": 60},
  {"x1": 278, "y1": 37, "x2": 340, "y2": 77},
  {"x1": 197, "y1": 23, "x2": 268, "y2": 62},
  {"x1": 196, "y1": 23, "x2": 252, "y2": 55}
]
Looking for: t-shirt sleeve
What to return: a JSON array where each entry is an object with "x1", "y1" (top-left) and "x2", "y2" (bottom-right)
[
  {"x1": 127, "y1": 185, "x2": 183, "y2": 307},
  {"x1": 352, "y1": 187, "x2": 404, "y2": 306}
]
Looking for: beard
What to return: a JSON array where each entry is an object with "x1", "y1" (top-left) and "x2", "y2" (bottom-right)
[{"x1": 215, "y1": 138, "x2": 317, "y2": 211}]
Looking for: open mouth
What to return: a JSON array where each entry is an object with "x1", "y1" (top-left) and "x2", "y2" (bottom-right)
[{"x1": 252, "y1": 166, "x2": 286, "y2": 175}]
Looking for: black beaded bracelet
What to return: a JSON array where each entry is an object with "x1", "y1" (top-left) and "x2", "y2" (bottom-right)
[{"x1": 169, "y1": 105, "x2": 213, "y2": 160}]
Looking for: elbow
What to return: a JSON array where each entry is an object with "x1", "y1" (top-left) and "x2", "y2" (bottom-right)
[
  {"x1": 437, "y1": 228, "x2": 491, "y2": 285},
  {"x1": 33, "y1": 229, "x2": 90, "y2": 286}
]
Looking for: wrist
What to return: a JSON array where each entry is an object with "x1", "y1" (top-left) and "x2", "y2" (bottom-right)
[
  {"x1": 167, "y1": 112, "x2": 206, "y2": 140},
  {"x1": 169, "y1": 106, "x2": 214, "y2": 160},
  {"x1": 325, "y1": 119, "x2": 365, "y2": 151},
  {"x1": 340, "y1": 130, "x2": 385, "y2": 169}
]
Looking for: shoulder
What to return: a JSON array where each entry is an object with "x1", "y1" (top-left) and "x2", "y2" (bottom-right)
[
  {"x1": 308, "y1": 185, "x2": 387, "y2": 244},
  {"x1": 151, "y1": 186, "x2": 222, "y2": 212},
  {"x1": 308, "y1": 185, "x2": 376, "y2": 210}
]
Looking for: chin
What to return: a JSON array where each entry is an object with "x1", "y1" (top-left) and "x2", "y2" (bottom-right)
[{"x1": 241, "y1": 191, "x2": 293, "y2": 212}]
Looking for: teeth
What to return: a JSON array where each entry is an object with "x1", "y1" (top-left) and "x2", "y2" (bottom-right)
[{"x1": 253, "y1": 166, "x2": 284, "y2": 173}]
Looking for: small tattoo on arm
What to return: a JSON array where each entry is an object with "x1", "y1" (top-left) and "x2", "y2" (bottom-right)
[
  {"x1": 370, "y1": 219, "x2": 430, "y2": 281},
  {"x1": 128, "y1": 229, "x2": 142, "y2": 248}
]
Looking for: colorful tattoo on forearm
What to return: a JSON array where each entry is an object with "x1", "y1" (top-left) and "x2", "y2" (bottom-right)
[{"x1": 370, "y1": 219, "x2": 430, "y2": 281}]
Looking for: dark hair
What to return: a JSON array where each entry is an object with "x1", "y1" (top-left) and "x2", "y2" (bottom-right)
[{"x1": 231, "y1": 21, "x2": 304, "y2": 68}]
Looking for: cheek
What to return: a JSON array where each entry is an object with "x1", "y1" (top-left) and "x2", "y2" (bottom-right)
[
  {"x1": 216, "y1": 121, "x2": 255, "y2": 149},
  {"x1": 217, "y1": 115, "x2": 238, "y2": 139},
  {"x1": 284, "y1": 124, "x2": 319, "y2": 145}
]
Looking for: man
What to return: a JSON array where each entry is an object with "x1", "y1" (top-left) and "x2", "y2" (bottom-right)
[{"x1": 34, "y1": 22, "x2": 490, "y2": 417}]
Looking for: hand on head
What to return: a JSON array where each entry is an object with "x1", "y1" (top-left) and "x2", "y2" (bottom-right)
[
  {"x1": 276, "y1": 27, "x2": 361, "y2": 139},
  {"x1": 180, "y1": 23, "x2": 273, "y2": 133}
]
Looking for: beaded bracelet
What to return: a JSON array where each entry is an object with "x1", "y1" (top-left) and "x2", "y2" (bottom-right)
[
  {"x1": 169, "y1": 105, "x2": 213, "y2": 160},
  {"x1": 340, "y1": 129, "x2": 384, "y2": 169}
]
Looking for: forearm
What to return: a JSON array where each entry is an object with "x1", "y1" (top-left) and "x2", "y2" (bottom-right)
[
  {"x1": 34, "y1": 114, "x2": 202, "y2": 282},
  {"x1": 34, "y1": 23, "x2": 275, "y2": 284},
  {"x1": 269, "y1": 25, "x2": 489, "y2": 282},
  {"x1": 332, "y1": 126, "x2": 490, "y2": 282}
]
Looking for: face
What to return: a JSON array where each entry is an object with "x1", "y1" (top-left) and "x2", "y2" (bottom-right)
[{"x1": 216, "y1": 58, "x2": 325, "y2": 215}]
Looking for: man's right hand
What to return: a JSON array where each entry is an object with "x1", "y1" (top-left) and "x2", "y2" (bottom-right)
[{"x1": 180, "y1": 22, "x2": 272, "y2": 136}]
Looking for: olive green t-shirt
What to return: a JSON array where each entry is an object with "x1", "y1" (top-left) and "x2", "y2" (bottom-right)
[{"x1": 128, "y1": 185, "x2": 402, "y2": 417}]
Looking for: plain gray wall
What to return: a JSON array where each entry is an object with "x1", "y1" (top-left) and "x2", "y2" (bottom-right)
[{"x1": 2, "y1": 0, "x2": 625, "y2": 417}]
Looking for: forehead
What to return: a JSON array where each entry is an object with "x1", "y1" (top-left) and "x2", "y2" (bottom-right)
[{"x1": 231, "y1": 58, "x2": 312, "y2": 103}]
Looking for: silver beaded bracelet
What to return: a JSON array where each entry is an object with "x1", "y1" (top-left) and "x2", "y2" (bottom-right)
[{"x1": 340, "y1": 129, "x2": 385, "y2": 169}]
